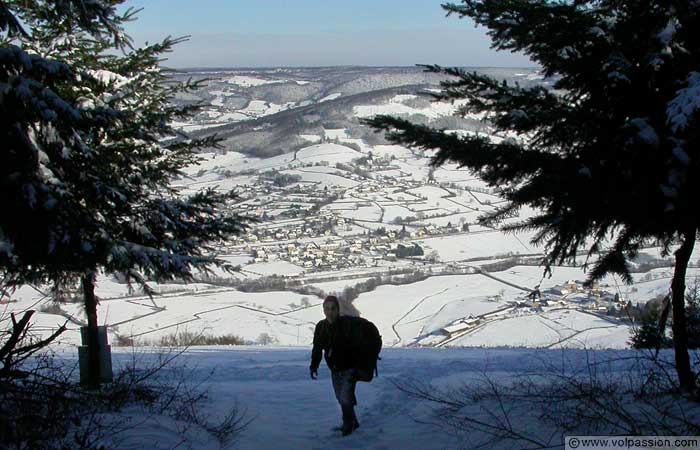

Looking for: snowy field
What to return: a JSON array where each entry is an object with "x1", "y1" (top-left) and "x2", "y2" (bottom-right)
[
  {"x1": 451, "y1": 309, "x2": 629, "y2": 348},
  {"x1": 295, "y1": 143, "x2": 362, "y2": 164},
  {"x1": 492, "y1": 265, "x2": 700, "y2": 305},
  {"x1": 353, "y1": 95, "x2": 484, "y2": 121},
  {"x1": 283, "y1": 169, "x2": 359, "y2": 188},
  {"x1": 6, "y1": 264, "x2": 645, "y2": 351},
  {"x1": 419, "y1": 230, "x2": 539, "y2": 261}
]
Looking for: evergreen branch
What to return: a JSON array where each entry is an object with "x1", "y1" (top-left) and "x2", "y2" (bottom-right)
[{"x1": 363, "y1": 115, "x2": 560, "y2": 185}]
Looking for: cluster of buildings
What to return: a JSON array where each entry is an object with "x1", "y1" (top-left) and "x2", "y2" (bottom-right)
[
  {"x1": 219, "y1": 155, "x2": 485, "y2": 272},
  {"x1": 226, "y1": 178, "x2": 346, "y2": 220},
  {"x1": 226, "y1": 199, "x2": 468, "y2": 271},
  {"x1": 251, "y1": 241, "x2": 362, "y2": 270},
  {"x1": 430, "y1": 281, "x2": 627, "y2": 344},
  {"x1": 245, "y1": 234, "x2": 428, "y2": 271},
  {"x1": 230, "y1": 213, "x2": 343, "y2": 246},
  {"x1": 522, "y1": 280, "x2": 624, "y2": 313}
]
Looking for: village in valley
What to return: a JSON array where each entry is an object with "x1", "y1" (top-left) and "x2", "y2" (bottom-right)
[
  {"x1": 9, "y1": 67, "x2": 699, "y2": 349},
  {"x1": 176, "y1": 120, "x2": 647, "y2": 348}
]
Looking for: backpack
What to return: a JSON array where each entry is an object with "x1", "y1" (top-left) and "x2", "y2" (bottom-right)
[{"x1": 350, "y1": 317, "x2": 382, "y2": 382}]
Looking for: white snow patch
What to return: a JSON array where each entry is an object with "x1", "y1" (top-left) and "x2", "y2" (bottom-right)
[
  {"x1": 87, "y1": 69, "x2": 130, "y2": 89},
  {"x1": 295, "y1": 143, "x2": 361, "y2": 164},
  {"x1": 450, "y1": 309, "x2": 630, "y2": 348},
  {"x1": 420, "y1": 231, "x2": 538, "y2": 262},
  {"x1": 244, "y1": 261, "x2": 305, "y2": 276},
  {"x1": 319, "y1": 93, "x2": 341, "y2": 102},
  {"x1": 667, "y1": 72, "x2": 700, "y2": 133},
  {"x1": 354, "y1": 97, "x2": 475, "y2": 120},
  {"x1": 323, "y1": 128, "x2": 348, "y2": 140},
  {"x1": 299, "y1": 134, "x2": 321, "y2": 143},
  {"x1": 224, "y1": 76, "x2": 284, "y2": 87},
  {"x1": 630, "y1": 118, "x2": 659, "y2": 146},
  {"x1": 658, "y1": 19, "x2": 677, "y2": 45}
]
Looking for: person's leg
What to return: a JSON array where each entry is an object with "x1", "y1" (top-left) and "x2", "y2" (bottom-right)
[
  {"x1": 331, "y1": 370, "x2": 343, "y2": 404},
  {"x1": 349, "y1": 371, "x2": 359, "y2": 428},
  {"x1": 331, "y1": 370, "x2": 350, "y2": 431},
  {"x1": 333, "y1": 369, "x2": 357, "y2": 435}
]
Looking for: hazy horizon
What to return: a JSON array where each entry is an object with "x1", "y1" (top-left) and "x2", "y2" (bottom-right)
[
  {"x1": 122, "y1": 0, "x2": 533, "y2": 69},
  {"x1": 170, "y1": 63, "x2": 539, "y2": 71}
]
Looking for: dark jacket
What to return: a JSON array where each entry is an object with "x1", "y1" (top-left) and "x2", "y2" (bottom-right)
[{"x1": 310, "y1": 316, "x2": 363, "y2": 372}]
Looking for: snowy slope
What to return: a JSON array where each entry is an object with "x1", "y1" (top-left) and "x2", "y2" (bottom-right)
[{"x1": 61, "y1": 345, "x2": 687, "y2": 450}]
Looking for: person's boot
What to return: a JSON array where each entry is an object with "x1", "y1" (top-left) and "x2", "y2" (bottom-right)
[
  {"x1": 333, "y1": 418, "x2": 359, "y2": 432},
  {"x1": 340, "y1": 404, "x2": 356, "y2": 436}
]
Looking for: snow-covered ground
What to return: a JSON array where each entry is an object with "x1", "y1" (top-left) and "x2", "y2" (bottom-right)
[
  {"x1": 319, "y1": 92, "x2": 342, "y2": 102},
  {"x1": 283, "y1": 169, "x2": 359, "y2": 188},
  {"x1": 295, "y1": 143, "x2": 362, "y2": 164},
  {"x1": 7, "y1": 263, "x2": 641, "y2": 351},
  {"x1": 451, "y1": 309, "x2": 628, "y2": 348},
  {"x1": 324, "y1": 128, "x2": 350, "y2": 140},
  {"x1": 56, "y1": 345, "x2": 690, "y2": 450},
  {"x1": 419, "y1": 230, "x2": 539, "y2": 261},
  {"x1": 223, "y1": 75, "x2": 309, "y2": 87},
  {"x1": 353, "y1": 95, "x2": 485, "y2": 121}
]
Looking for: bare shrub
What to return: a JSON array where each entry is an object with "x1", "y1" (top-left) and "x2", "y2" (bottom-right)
[
  {"x1": 394, "y1": 351, "x2": 700, "y2": 450},
  {"x1": 90, "y1": 350, "x2": 252, "y2": 448},
  {"x1": 256, "y1": 333, "x2": 278, "y2": 345},
  {"x1": 342, "y1": 141, "x2": 362, "y2": 151},
  {"x1": 38, "y1": 302, "x2": 65, "y2": 315},
  {"x1": 338, "y1": 270, "x2": 428, "y2": 303},
  {"x1": 0, "y1": 307, "x2": 73, "y2": 447},
  {"x1": 113, "y1": 333, "x2": 135, "y2": 347},
  {"x1": 0, "y1": 343, "x2": 251, "y2": 449},
  {"x1": 0, "y1": 352, "x2": 82, "y2": 449},
  {"x1": 114, "y1": 330, "x2": 247, "y2": 347},
  {"x1": 156, "y1": 331, "x2": 246, "y2": 347},
  {"x1": 0, "y1": 310, "x2": 66, "y2": 377}
]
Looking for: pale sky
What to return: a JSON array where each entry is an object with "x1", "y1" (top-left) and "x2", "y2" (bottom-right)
[{"x1": 121, "y1": 0, "x2": 533, "y2": 68}]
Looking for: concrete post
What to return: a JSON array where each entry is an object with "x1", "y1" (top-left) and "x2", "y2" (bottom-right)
[{"x1": 78, "y1": 325, "x2": 113, "y2": 384}]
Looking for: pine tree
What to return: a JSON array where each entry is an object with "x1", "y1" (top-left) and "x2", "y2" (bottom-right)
[
  {"x1": 631, "y1": 284, "x2": 700, "y2": 350},
  {"x1": 1, "y1": 1, "x2": 249, "y2": 385},
  {"x1": 630, "y1": 296, "x2": 673, "y2": 350},
  {"x1": 365, "y1": 1, "x2": 700, "y2": 391}
]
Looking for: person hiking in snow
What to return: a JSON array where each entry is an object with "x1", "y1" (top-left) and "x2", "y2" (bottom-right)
[{"x1": 309, "y1": 295, "x2": 361, "y2": 436}]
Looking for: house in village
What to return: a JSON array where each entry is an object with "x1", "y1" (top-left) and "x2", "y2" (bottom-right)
[{"x1": 320, "y1": 242, "x2": 340, "y2": 251}]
